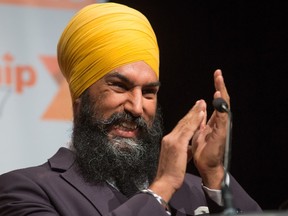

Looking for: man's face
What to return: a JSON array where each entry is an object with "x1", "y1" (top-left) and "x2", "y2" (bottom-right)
[
  {"x1": 82, "y1": 60, "x2": 160, "y2": 140},
  {"x1": 72, "y1": 61, "x2": 162, "y2": 196}
]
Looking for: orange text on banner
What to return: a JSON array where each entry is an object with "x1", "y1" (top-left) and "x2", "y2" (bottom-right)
[{"x1": 0, "y1": 53, "x2": 36, "y2": 93}]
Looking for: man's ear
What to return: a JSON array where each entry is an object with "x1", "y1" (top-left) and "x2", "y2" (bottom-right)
[{"x1": 73, "y1": 97, "x2": 81, "y2": 117}]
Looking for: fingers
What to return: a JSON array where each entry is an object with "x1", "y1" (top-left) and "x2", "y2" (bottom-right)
[
  {"x1": 209, "y1": 69, "x2": 229, "y2": 150},
  {"x1": 171, "y1": 100, "x2": 206, "y2": 144},
  {"x1": 208, "y1": 69, "x2": 230, "y2": 127},
  {"x1": 159, "y1": 99, "x2": 206, "y2": 169},
  {"x1": 214, "y1": 69, "x2": 230, "y2": 107}
]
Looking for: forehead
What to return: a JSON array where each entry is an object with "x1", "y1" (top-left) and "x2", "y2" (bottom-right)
[{"x1": 104, "y1": 61, "x2": 159, "y2": 84}]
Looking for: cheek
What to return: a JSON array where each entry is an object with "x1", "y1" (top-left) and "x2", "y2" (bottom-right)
[
  {"x1": 143, "y1": 100, "x2": 158, "y2": 122},
  {"x1": 95, "y1": 94, "x2": 125, "y2": 117}
]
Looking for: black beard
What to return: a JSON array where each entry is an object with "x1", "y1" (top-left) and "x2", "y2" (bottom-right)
[{"x1": 72, "y1": 91, "x2": 163, "y2": 197}]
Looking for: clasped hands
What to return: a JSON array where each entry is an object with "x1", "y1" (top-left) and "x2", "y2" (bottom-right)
[{"x1": 149, "y1": 69, "x2": 230, "y2": 203}]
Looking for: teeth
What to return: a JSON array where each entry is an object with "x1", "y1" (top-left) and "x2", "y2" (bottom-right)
[{"x1": 120, "y1": 122, "x2": 137, "y2": 130}]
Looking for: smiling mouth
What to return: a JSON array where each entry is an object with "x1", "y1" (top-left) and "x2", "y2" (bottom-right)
[
  {"x1": 110, "y1": 121, "x2": 139, "y2": 138},
  {"x1": 115, "y1": 121, "x2": 137, "y2": 130}
]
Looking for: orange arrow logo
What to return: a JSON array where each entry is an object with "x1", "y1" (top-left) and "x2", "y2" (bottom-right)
[{"x1": 40, "y1": 55, "x2": 72, "y2": 121}]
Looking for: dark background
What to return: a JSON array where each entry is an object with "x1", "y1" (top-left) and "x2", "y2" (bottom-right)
[{"x1": 113, "y1": 0, "x2": 288, "y2": 211}]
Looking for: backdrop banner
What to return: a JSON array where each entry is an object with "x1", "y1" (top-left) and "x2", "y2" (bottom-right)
[{"x1": 0, "y1": 0, "x2": 103, "y2": 174}]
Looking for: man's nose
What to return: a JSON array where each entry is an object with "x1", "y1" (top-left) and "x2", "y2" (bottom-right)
[{"x1": 124, "y1": 89, "x2": 143, "y2": 117}]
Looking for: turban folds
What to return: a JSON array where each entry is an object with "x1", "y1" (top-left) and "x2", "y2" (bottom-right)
[{"x1": 57, "y1": 2, "x2": 159, "y2": 102}]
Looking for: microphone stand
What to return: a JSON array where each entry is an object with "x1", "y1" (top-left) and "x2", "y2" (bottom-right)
[
  {"x1": 222, "y1": 109, "x2": 236, "y2": 216},
  {"x1": 212, "y1": 98, "x2": 237, "y2": 215}
]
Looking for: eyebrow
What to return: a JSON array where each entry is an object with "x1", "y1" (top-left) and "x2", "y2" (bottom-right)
[{"x1": 106, "y1": 72, "x2": 161, "y2": 88}]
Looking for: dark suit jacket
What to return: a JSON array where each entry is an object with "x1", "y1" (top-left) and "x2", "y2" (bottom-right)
[{"x1": 0, "y1": 147, "x2": 261, "y2": 216}]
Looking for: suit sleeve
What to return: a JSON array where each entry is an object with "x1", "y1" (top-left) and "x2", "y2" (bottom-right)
[
  {"x1": 204, "y1": 174, "x2": 262, "y2": 215},
  {"x1": 227, "y1": 174, "x2": 262, "y2": 213},
  {"x1": 0, "y1": 171, "x2": 60, "y2": 216},
  {"x1": 109, "y1": 193, "x2": 171, "y2": 215}
]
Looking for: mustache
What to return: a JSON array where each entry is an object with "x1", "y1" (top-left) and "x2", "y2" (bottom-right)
[{"x1": 94, "y1": 112, "x2": 149, "y2": 133}]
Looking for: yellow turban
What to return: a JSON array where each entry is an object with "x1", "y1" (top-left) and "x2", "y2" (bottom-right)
[{"x1": 57, "y1": 2, "x2": 159, "y2": 102}]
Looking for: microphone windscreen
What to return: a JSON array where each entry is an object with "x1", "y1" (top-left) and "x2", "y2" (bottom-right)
[{"x1": 212, "y1": 98, "x2": 229, "y2": 113}]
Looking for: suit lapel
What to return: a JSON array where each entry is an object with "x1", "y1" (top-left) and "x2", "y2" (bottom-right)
[{"x1": 49, "y1": 147, "x2": 126, "y2": 215}]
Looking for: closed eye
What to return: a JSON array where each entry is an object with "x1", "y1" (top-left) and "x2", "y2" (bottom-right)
[
  {"x1": 142, "y1": 87, "x2": 158, "y2": 99},
  {"x1": 109, "y1": 81, "x2": 129, "y2": 92}
]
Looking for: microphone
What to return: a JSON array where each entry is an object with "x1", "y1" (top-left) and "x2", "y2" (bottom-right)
[
  {"x1": 212, "y1": 97, "x2": 229, "y2": 113},
  {"x1": 212, "y1": 98, "x2": 237, "y2": 215}
]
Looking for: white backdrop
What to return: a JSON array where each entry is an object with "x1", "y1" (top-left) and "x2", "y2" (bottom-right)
[{"x1": 0, "y1": 0, "x2": 104, "y2": 174}]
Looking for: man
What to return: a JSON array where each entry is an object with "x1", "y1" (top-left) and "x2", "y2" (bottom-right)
[{"x1": 0, "y1": 2, "x2": 262, "y2": 216}]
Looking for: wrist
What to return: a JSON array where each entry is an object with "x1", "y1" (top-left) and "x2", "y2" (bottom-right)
[
  {"x1": 201, "y1": 166, "x2": 225, "y2": 189},
  {"x1": 140, "y1": 188, "x2": 171, "y2": 215},
  {"x1": 149, "y1": 179, "x2": 176, "y2": 202}
]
